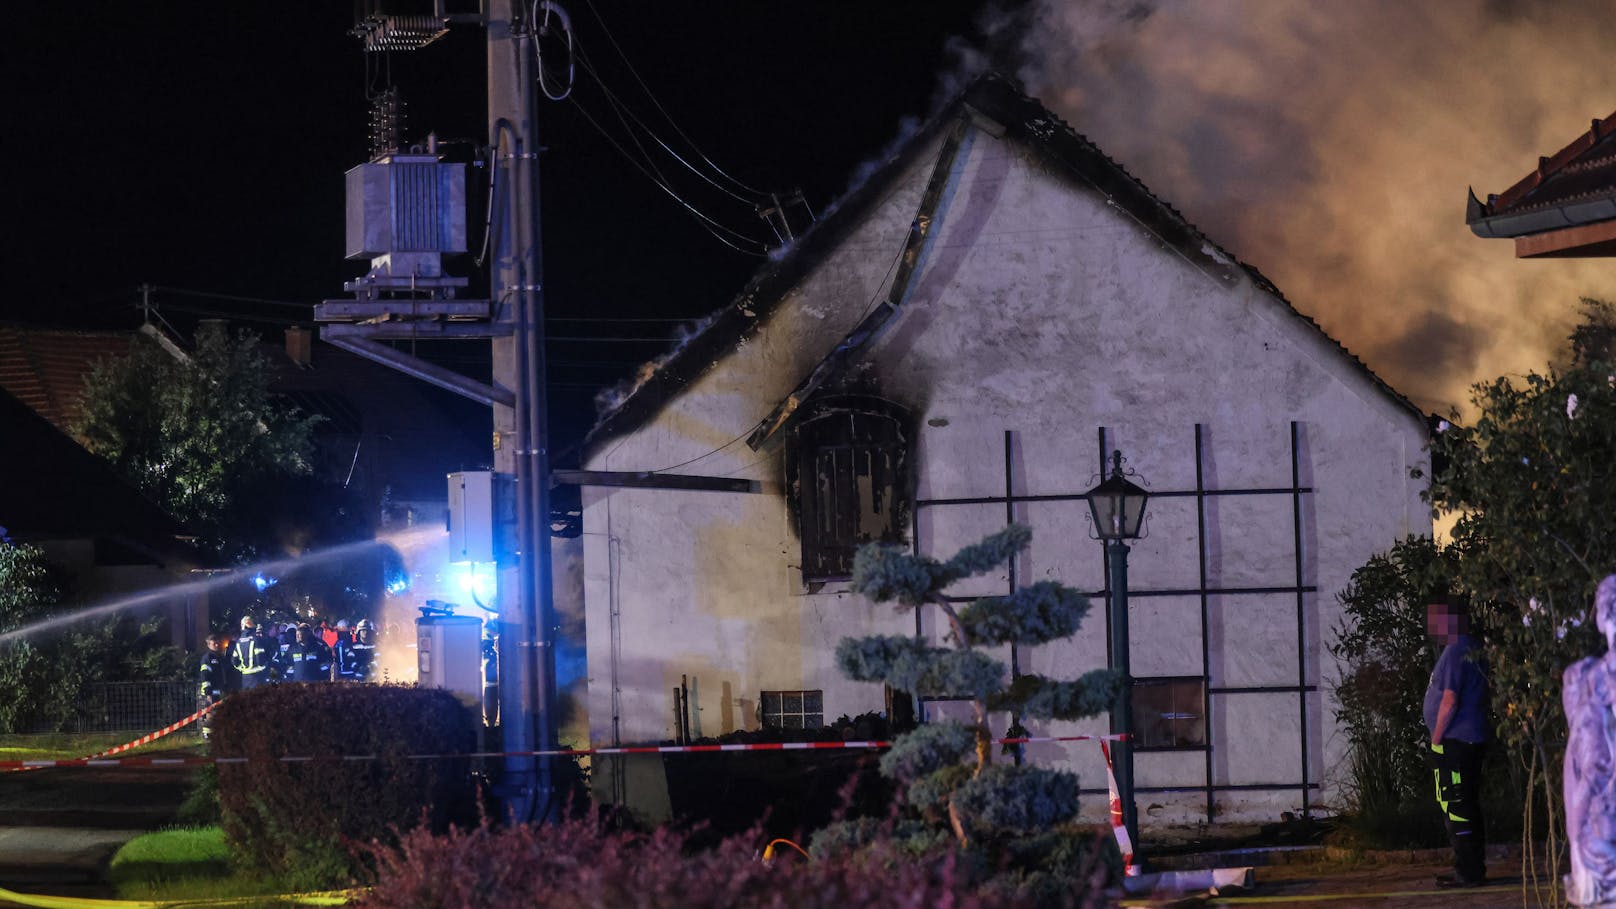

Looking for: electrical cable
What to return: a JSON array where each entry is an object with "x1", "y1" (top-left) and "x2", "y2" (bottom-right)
[
  {"x1": 530, "y1": 0, "x2": 575, "y2": 102},
  {"x1": 567, "y1": 95, "x2": 770, "y2": 256},
  {"x1": 577, "y1": 0, "x2": 769, "y2": 198},
  {"x1": 150, "y1": 286, "x2": 312, "y2": 309},
  {"x1": 573, "y1": 45, "x2": 763, "y2": 206},
  {"x1": 643, "y1": 427, "x2": 753, "y2": 474}
]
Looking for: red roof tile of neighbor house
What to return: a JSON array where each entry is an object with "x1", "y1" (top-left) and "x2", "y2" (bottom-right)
[
  {"x1": 0, "y1": 324, "x2": 135, "y2": 437},
  {"x1": 1468, "y1": 110, "x2": 1616, "y2": 256}
]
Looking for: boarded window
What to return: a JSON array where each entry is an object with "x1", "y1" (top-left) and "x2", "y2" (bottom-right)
[
  {"x1": 761, "y1": 689, "x2": 823, "y2": 730},
  {"x1": 791, "y1": 400, "x2": 911, "y2": 582},
  {"x1": 1131, "y1": 677, "x2": 1207, "y2": 749}
]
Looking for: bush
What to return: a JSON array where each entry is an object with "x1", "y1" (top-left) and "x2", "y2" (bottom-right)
[
  {"x1": 358, "y1": 815, "x2": 1114, "y2": 909},
  {"x1": 212, "y1": 683, "x2": 476, "y2": 878}
]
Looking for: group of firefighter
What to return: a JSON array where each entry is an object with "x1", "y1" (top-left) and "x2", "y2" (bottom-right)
[{"x1": 197, "y1": 615, "x2": 380, "y2": 713}]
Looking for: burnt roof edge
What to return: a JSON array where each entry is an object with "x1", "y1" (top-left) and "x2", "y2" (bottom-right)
[{"x1": 583, "y1": 72, "x2": 1429, "y2": 460}]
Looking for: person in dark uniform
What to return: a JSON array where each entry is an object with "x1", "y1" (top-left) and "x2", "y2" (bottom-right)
[
  {"x1": 347, "y1": 619, "x2": 377, "y2": 681},
  {"x1": 1425, "y1": 595, "x2": 1490, "y2": 888},
  {"x1": 231, "y1": 616, "x2": 275, "y2": 689},
  {"x1": 278, "y1": 623, "x2": 332, "y2": 683},
  {"x1": 198, "y1": 633, "x2": 228, "y2": 739}
]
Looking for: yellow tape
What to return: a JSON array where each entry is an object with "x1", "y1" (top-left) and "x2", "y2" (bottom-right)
[{"x1": 0, "y1": 886, "x2": 359, "y2": 909}]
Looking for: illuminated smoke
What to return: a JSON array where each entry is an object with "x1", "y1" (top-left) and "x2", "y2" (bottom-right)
[{"x1": 1011, "y1": 0, "x2": 1616, "y2": 412}]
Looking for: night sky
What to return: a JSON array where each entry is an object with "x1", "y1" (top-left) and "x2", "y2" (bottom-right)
[
  {"x1": 14, "y1": 2, "x2": 1616, "y2": 438},
  {"x1": 8, "y1": 2, "x2": 992, "y2": 441}
]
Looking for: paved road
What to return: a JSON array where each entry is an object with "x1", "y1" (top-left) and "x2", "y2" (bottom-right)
[{"x1": 0, "y1": 757, "x2": 196, "y2": 900}]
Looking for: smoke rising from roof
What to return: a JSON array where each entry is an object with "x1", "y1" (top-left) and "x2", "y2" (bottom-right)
[{"x1": 1013, "y1": 0, "x2": 1616, "y2": 413}]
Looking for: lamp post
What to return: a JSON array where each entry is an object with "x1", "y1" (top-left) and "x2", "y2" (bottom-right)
[{"x1": 1086, "y1": 449, "x2": 1148, "y2": 851}]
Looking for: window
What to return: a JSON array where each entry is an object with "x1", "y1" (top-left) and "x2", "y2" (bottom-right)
[
  {"x1": 761, "y1": 689, "x2": 823, "y2": 730},
  {"x1": 788, "y1": 398, "x2": 912, "y2": 582},
  {"x1": 1131, "y1": 677, "x2": 1207, "y2": 749}
]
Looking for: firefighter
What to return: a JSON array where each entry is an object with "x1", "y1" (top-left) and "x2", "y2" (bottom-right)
[
  {"x1": 198, "y1": 633, "x2": 228, "y2": 739},
  {"x1": 231, "y1": 616, "x2": 275, "y2": 688},
  {"x1": 345, "y1": 618, "x2": 377, "y2": 682},
  {"x1": 278, "y1": 623, "x2": 332, "y2": 683}
]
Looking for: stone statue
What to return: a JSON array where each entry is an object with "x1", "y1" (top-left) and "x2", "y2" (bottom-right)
[{"x1": 1565, "y1": 575, "x2": 1616, "y2": 907}]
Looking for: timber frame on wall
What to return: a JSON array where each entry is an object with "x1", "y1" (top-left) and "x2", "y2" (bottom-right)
[{"x1": 910, "y1": 423, "x2": 1319, "y2": 823}]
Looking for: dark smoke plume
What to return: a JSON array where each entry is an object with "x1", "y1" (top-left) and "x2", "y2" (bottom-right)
[{"x1": 1010, "y1": 0, "x2": 1616, "y2": 412}]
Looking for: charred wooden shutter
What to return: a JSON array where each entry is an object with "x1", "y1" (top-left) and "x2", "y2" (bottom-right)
[{"x1": 791, "y1": 400, "x2": 911, "y2": 582}]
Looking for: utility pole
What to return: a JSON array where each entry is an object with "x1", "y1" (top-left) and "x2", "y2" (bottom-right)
[
  {"x1": 487, "y1": 0, "x2": 558, "y2": 824},
  {"x1": 321, "y1": 1, "x2": 560, "y2": 825}
]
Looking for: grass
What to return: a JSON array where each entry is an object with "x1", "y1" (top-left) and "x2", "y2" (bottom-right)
[
  {"x1": 0, "y1": 730, "x2": 206, "y2": 762},
  {"x1": 108, "y1": 826, "x2": 358, "y2": 906},
  {"x1": 108, "y1": 826, "x2": 232, "y2": 887}
]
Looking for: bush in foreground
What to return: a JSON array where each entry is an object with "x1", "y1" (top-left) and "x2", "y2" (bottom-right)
[
  {"x1": 356, "y1": 815, "x2": 1113, "y2": 909},
  {"x1": 212, "y1": 682, "x2": 476, "y2": 878}
]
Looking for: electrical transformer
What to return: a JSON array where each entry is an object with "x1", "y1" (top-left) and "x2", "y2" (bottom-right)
[{"x1": 345, "y1": 153, "x2": 466, "y2": 278}]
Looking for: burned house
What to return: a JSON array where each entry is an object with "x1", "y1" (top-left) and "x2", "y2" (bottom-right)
[{"x1": 575, "y1": 74, "x2": 1431, "y2": 825}]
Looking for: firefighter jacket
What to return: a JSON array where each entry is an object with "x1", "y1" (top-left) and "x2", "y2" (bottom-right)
[
  {"x1": 279, "y1": 640, "x2": 332, "y2": 683},
  {"x1": 199, "y1": 651, "x2": 227, "y2": 703},
  {"x1": 333, "y1": 639, "x2": 375, "y2": 681},
  {"x1": 231, "y1": 632, "x2": 275, "y2": 688}
]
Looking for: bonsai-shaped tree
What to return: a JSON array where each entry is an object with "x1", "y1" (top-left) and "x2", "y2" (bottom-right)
[{"x1": 829, "y1": 524, "x2": 1121, "y2": 847}]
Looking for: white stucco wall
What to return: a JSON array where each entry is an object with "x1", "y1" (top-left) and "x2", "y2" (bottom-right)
[{"x1": 581, "y1": 121, "x2": 1431, "y2": 826}]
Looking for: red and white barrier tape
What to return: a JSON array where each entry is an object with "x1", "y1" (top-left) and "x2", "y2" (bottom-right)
[
  {"x1": 3, "y1": 701, "x2": 216, "y2": 773},
  {"x1": 5, "y1": 711, "x2": 1139, "y2": 871},
  {"x1": 1100, "y1": 739, "x2": 1138, "y2": 876},
  {"x1": 0, "y1": 732, "x2": 1126, "y2": 769}
]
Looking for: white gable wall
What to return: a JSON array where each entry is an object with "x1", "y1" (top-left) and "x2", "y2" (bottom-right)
[{"x1": 581, "y1": 121, "x2": 1430, "y2": 825}]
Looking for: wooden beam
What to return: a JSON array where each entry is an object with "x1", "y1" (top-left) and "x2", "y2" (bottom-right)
[
  {"x1": 550, "y1": 470, "x2": 760, "y2": 493},
  {"x1": 1516, "y1": 220, "x2": 1616, "y2": 258}
]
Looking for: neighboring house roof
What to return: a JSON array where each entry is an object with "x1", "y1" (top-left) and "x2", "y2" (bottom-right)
[
  {"x1": 583, "y1": 72, "x2": 1426, "y2": 456},
  {"x1": 1467, "y1": 110, "x2": 1616, "y2": 257},
  {"x1": 0, "y1": 384, "x2": 191, "y2": 554},
  {"x1": 0, "y1": 324, "x2": 133, "y2": 437},
  {"x1": 264, "y1": 338, "x2": 491, "y2": 500}
]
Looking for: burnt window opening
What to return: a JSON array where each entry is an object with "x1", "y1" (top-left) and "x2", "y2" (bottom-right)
[
  {"x1": 762, "y1": 689, "x2": 823, "y2": 730},
  {"x1": 1131, "y1": 677, "x2": 1207, "y2": 750},
  {"x1": 787, "y1": 398, "x2": 913, "y2": 583}
]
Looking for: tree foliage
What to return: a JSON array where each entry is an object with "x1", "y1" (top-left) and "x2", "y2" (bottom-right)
[
  {"x1": 75, "y1": 323, "x2": 319, "y2": 557},
  {"x1": 0, "y1": 542, "x2": 184, "y2": 733},
  {"x1": 1328, "y1": 535, "x2": 1453, "y2": 844},
  {"x1": 1398, "y1": 298, "x2": 1616, "y2": 876},
  {"x1": 829, "y1": 525, "x2": 1119, "y2": 852}
]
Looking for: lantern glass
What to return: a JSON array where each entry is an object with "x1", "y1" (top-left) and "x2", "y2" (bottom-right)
[{"x1": 1086, "y1": 463, "x2": 1149, "y2": 540}]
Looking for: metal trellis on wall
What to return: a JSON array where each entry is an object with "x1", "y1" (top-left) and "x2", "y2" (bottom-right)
[{"x1": 910, "y1": 423, "x2": 1319, "y2": 823}]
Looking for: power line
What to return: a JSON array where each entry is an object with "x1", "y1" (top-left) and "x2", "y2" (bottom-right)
[
  {"x1": 566, "y1": 94, "x2": 770, "y2": 256},
  {"x1": 150, "y1": 286, "x2": 313, "y2": 309},
  {"x1": 577, "y1": 0, "x2": 768, "y2": 199}
]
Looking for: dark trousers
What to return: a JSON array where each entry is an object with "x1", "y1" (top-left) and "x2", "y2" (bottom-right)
[{"x1": 1432, "y1": 739, "x2": 1487, "y2": 881}]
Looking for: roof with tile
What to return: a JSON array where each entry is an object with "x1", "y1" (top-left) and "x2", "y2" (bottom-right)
[
  {"x1": 0, "y1": 325, "x2": 135, "y2": 438},
  {"x1": 583, "y1": 72, "x2": 1427, "y2": 456}
]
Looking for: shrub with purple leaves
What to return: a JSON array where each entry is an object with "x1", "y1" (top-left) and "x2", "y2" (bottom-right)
[{"x1": 357, "y1": 815, "x2": 1113, "y2": 909}]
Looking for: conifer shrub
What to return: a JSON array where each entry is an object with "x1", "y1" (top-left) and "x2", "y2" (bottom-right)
[
  {"x1": 357, "y1": 815, "x2": 1113, "y2": 909},
  {"x1": 211, "y1": 682, "x2": 476, "y2": 877},
  {"x1": 818, "y1": 526, "x2": 1122, "y2": 893}
]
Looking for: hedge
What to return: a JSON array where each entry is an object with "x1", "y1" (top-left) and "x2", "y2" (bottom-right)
[
  {"x1": 211, "y1": 683, "x2": 476, "y2": 878},
  {"x1": 355, "y1": 816, "x2": 1114, "y2": 909}
]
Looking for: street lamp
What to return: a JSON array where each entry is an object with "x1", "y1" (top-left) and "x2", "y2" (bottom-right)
[{"x1": 1086, "y1": 449, "x2": 1148, "y2": 853}]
